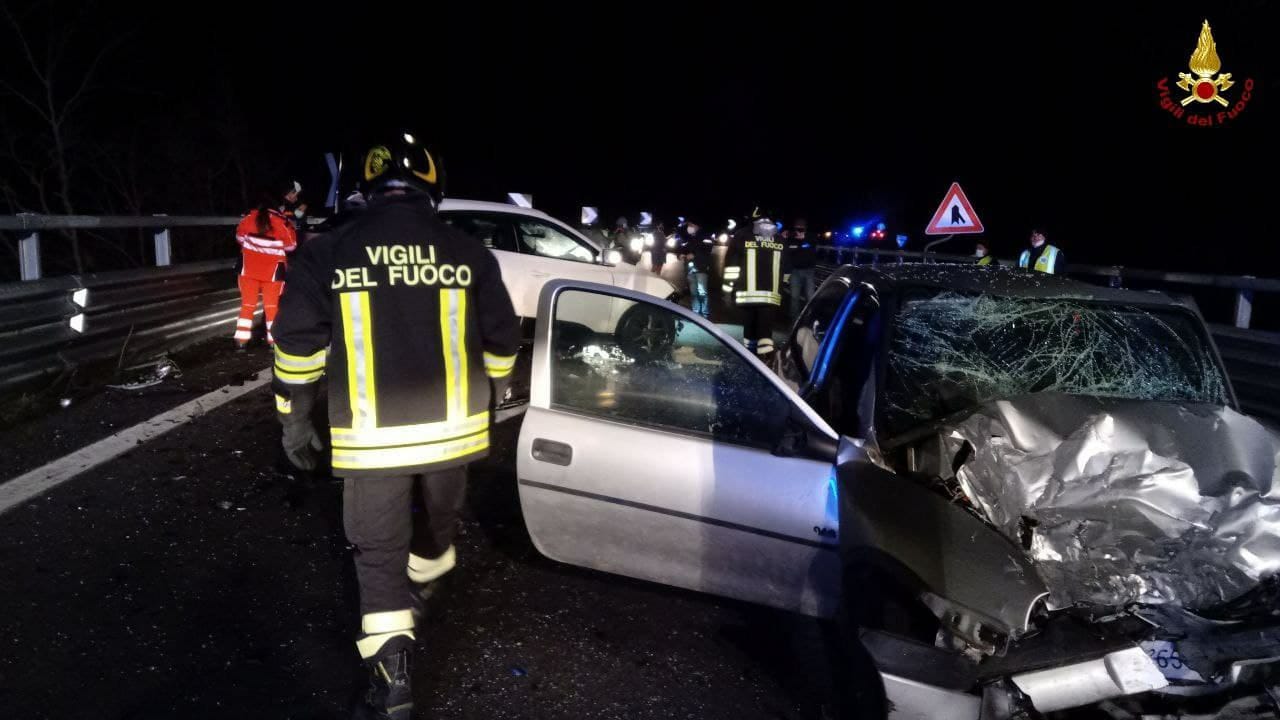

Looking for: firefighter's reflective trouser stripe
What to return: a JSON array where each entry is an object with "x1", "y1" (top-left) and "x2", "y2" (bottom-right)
[
  {"x1": 331, "y1": 290, "x2": 489, "y2": 472},
  {"x1": 742, "y1": 305, "x2": 777, "y2": 355},
  {"x1": 343, "y1": 468, "x2": 468, "y2": 657},
  {"x1": 235, "y1": 277, "x2": 283, "y2": 343},
  {"x1": 356, "y1": 610, "x2": 415, "y2": 660},
  {"x1": 407, "y1": 545, "x2": 456, "y2": 584}
]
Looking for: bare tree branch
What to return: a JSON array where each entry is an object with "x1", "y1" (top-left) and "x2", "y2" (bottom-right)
[{"x1": 0, "y1": 1, "x2": 48, "y2": 85}]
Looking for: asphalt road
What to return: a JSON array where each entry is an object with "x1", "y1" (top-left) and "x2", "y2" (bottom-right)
[{"x1": 0, "y1": 342, "x2": 843, "y2": 720}]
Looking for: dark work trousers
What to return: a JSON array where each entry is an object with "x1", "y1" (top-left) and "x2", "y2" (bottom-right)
[
  {"x1": 343, "y1": 466, "x2": 468, "y2": 617},
  {"x1": 740, "y1": 303, "x2": 779, "y2": 356}
]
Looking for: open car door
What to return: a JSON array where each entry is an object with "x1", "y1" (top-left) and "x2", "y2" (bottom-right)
[{"x1": 516, "y1": 280, "x2": 842, "y2": 618}]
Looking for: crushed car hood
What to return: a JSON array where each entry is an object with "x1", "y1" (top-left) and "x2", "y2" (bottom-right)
[{"x1": 944, "y1": 394, "x2": 1280, "y2": 611}]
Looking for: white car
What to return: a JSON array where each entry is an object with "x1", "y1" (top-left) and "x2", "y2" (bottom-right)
[
  {"x1": 437, "y1": 199, "x2": 676, "y2": 330},
  {"x1": 437, "y1": 200, "x2": 678, "y2": 406}
]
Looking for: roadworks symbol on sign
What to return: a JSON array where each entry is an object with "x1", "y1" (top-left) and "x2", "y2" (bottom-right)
[{"x1": 925, "y1": 182, "x2": 984, "y2": 235}]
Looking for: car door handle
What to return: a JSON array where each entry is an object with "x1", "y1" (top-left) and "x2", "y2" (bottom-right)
[{"x1": 531, "y1": 438, "x2": 573, "y2": 466}]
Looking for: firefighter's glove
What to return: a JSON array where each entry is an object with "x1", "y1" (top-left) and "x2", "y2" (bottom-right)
[
  {"x1": 491, "y1": 376, "x2": 512, "y2": 410},
  {"x1": 277, "y1": 385, "x2": 323, "y2": 471}
]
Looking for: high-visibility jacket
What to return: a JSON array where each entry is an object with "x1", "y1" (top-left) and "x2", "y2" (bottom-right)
[
  {"x1": 271, "y1": 192, "x2": 520, "y2": 478},
  {"x1": 236, "y1": 209, "x2": 298, "y2": 282},
  {"x1": 1018, "y1": 244, "x2": 1064, "y2": 274},
  {"x1": 723, "y1": 228, "x2": 787, "y2": 306},
  {"x1": 977, "y1": 255, "x2": 993, "y2": 266}
]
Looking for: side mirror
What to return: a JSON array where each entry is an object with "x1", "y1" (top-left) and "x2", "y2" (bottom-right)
[{"x1": 774, "y1": 414, "x2": 839, "y2": 463}]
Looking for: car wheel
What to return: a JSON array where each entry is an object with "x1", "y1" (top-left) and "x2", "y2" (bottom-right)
[{"x1": 614, "y1": 303, "x2": 677, "y2": 362}]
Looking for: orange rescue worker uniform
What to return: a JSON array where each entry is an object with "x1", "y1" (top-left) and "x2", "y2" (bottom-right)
[{"x1": 234, "y1": 208, "x2": 298, "y2": 345}]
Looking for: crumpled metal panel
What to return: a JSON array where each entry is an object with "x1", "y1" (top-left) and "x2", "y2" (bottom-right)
[{"x1": 947, "y1": 394, "x2": 1280, "y2": 610}]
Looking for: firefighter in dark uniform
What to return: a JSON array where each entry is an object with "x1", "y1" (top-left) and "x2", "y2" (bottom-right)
[
  {"x1": 271, "y1": 133, "x2": 520, "y2": 719},
  {"x1": 723, "y1": 207, "x2": 787, "y2": 360}
]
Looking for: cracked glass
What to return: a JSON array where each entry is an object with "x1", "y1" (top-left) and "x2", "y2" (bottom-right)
[{"x1": 882, "y1": 290, "x2": 1228, "y2": 436}]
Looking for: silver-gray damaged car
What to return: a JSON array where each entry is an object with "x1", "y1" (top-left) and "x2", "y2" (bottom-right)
[{"x1": 511, "y1": 265, "x2": 1280, "y2": 719}]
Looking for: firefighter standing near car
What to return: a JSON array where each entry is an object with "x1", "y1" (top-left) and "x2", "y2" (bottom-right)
[
  {"x1": 233, "y1": 185, "x2": 299, "y2": 347},
  {"x1": 271, "y1": 133, "x2": 520, "y2": 720},
  {"x1": 723, "y1": 207, "x2": 787, "y2": 360}
]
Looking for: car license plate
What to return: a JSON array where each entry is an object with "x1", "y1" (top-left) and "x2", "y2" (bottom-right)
[{"x1": 1140, "y1": 640, "x2": 1205, "y2": 682}]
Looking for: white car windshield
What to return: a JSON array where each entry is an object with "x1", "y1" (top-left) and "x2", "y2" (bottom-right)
[{"x1": 517, "y1": 220, "x2": 596, "y2": 263}]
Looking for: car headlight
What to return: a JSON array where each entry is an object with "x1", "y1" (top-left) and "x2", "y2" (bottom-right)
[
  {"x1": 629, "y1": 237, "x2": 643, "y2": 253},
  {"x1": 717, "y1": 233, "x2": 729, "y2": 244},
  {"x1": 666, "y1": 237, "x2": 676, "y2": 249},
  {"x1": 606, "y1": 249, "x2": 622, "y2": 264}
]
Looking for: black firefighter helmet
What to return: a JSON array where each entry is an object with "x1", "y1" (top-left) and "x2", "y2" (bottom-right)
[{"x1": 361, "y1": 132, "x2": 445, "y2": 205}]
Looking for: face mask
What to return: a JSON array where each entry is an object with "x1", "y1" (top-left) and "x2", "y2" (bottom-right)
[{"x1": 975, "y1": 248, "x2": 987, "y2": 258}]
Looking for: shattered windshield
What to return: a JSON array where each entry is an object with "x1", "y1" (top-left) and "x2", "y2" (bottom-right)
[{"x1": 882, "y1": 290, "x2": 1229, "y2": 436}]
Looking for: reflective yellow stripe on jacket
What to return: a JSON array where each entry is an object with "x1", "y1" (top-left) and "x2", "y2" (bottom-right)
[
  {"x1": 331, "y1": 288, "x2": 490, "y2": 472},
  {"x1": 274, "y1": 347, "x2": 327, "y2": 385},
  {"x1": 735, "y1": 290, "x2": 782, "y2": 305},
  {"x1": 331, "y1": 412, "x2": 491, "y2": 471},
  {"x1": 341, "y1": 292, "x2": 378, "y2": 428},
  {"x1": 440, "y1": 288, "x2": 469, "y2": 421},
  {"x1": 483, "y1": 351, "x2": 517, "y2": 379}
]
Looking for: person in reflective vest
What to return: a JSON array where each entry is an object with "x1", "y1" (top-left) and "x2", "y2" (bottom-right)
[
  {"x1": 974, "y1": 240, "x2": 996, "y2": 267},
  {"x1": 1018, "y1": 229, "x2": 1064, "y2": 274},
  {"x1": 233, "y1": 187, "x2": 299, "y2": 347},
  {"x1": 723, "y1": 207, "x2": 787, "y2": 360},
  {"x1": 271, "y1": 133, "x2": 519, "y2": 720}
]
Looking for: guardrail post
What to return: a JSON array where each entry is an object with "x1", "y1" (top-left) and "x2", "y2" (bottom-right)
[
  {"x1": 1235, "y1": 280, "x2": 1254, "y2": 329},
  {"x1": 153, "y1": 214, "x2": 172, "y2": 266},
  {"x1": 18, "y1": 223, "x2": 41, "y2": 280}
]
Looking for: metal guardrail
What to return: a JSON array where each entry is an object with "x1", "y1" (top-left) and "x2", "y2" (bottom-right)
[
  {"x1": 3, "y1": 214, "x2": 242, "y2": 281},
  {"x1": 0, "y1": 260, "x2": 242, "y2": 397},
  {"x1": 1206, "y1": 324, "x2": 1280, "y2": 423},
  {"x1": 0, "y1": 215, "x2": 252, "y2": 398},
  {"x1": 814, "y1": 245, "x2": 1277, "y2": 329}
]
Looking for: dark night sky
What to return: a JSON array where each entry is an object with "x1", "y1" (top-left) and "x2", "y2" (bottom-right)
[{"x1": 40, "y1": 2, "x2": 1280, "y2": 272}]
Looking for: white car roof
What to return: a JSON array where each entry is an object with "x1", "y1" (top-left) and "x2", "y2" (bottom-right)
[{"x1": 438, "y1": 198, "x2": 601, "y2": 251}]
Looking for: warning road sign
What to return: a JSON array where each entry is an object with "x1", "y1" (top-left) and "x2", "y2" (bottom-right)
[{"x1": 925, "y1": 182, "x2": 984, "y2": 235}]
